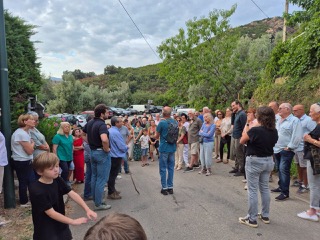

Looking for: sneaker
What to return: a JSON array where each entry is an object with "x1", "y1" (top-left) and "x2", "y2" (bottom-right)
[
  {"x1": 297, "y1": 186, "x2": 309, "y2": 194},
  {"x1": 198, "y1": 169, "x2": 207, "y2": 174},
  {"x1": 205, "y1": 169, "x2": 212, "y2": 176},
  {"x1": 275, "y1": 193, "x2": 289, "y2": 201},
  {"x1": 242, "y1": 179, "x2": 247, "y2": 183},
  {"x1": 167, "y1": 189, "x2": 174, "y2": 194},
  {"x1": 193, "y1": 164, "x2": 200, "y2": 169},
  {"x1": 20, "y1": 202, "x2": 31, "y2": 208},
  {"x1": 94, "y1": 204, "x2": 111, "y2": 211},
  {"x1": 229, "y1": 169, "x2": 238, "y2": 174},
  {"x1": 234, "y1": 172, "x2": 244, "y2": 177},
  {"x1": 116, "y1": 175, "x2": 122, "y2": 179},
  {"x1": 269, "y1": 176, "x2": 273, "y2": 182},
  {"x1": 161, "y1": 189, "x2": 168, "y2": 195},
  {"x1": 184, "y1": 167, "x2": 194, "y2": 173},
  {"x1": 107, "y1": 192, "x2": 122, "y2": 200},
  {"x1": 176, "y1": 167, "x2": 182, "y2": 171},
  {"x1": 258, "y1": 213, "x2": 270, "y2": 224},
  {"x1": 297, "y1": 211, "x2": 319, "y2": 222},
  {"x1": 317, "y1": 212, "x2": 320, "y2": 217},
  {"x1": 244, "y1": 184, "x2": 248, "y2": 190},
  {"x1": 292, "y1": 180, "x2": 302, "y2": 187},
  {"x1": 271, "y1": 187, "x2": 281, "y2": 193},
  {"x1": 238, "y1": 216, "x2": 258, "y2": 228}
]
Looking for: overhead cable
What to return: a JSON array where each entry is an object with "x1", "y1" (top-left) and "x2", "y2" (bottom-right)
[
  {"x1": 118, "y1": 0, "x2": 160, "y2": 60},
  {"x1": 250, "y1": 0, "x2": 270, "y2": 19}
]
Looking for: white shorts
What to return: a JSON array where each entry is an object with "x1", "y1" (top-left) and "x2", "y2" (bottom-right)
[{"x1": 294, "y1": 151, "x2": 307, "y2": 168}]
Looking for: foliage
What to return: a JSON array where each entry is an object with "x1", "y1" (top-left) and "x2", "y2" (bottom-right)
[
  {"x1": 63, "y1": 69, "x2": 96, "y2": 80},
  {"x1": 5, "y1": 11, "x2": 41, "y2": 125},
  {"x1": 37, "y1": 117, "x2": 61, "y2": 147},
  {"x1": 37, "y1": 74, "x2": 55, "y2": 105}
]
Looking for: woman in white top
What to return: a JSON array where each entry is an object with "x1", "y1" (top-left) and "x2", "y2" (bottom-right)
[
  {"x1": 219, "y1": 108, "x2": 233, "y2": 164},
  {"x1": 0, "y1": 131, "x2": 8, "y2": 194},
  {"x1": 11, "y1": 114, "x2": 36, "y2": 207}
]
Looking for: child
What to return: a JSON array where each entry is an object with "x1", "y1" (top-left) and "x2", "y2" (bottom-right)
[
  {"x1": 84, "y1": 212, "x2": 147, "y2": 240},
  {"x1": 139, "y1": 128, "x2": 150, "y2": 167},
  {"x1": 29, "y1": 152, "x2": 97, "y2": 240}
]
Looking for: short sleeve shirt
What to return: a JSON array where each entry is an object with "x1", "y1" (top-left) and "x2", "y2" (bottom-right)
[
  {"x1": 11, "y1": 128, "x2": 33, "y2": 161},
  {"x1": 156, "y1": 119, "x2": 177, "y2": 153},
  {"x1": 29, "y1": 177, "x2": 72, "y2": 240},
  {"x1": 30, "y1": 128, "x2": 47, "y2": 158},
  {"x1": 83, "y1": 118, "x2": 109, "y2": 150},
  {"x1": 52, "y1": 134, "x2": 73, "y2": 161},
  {"x1": 188, "y1": 117, "x2": 203, "y2": 143}
]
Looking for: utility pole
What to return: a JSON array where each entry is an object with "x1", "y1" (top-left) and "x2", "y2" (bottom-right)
[
  {"x1": 0, "y1": 0, "x2": 16, "y2": 208},
  {"x1": 283, "y1": 0, "x2": 289, "y2": 42}
]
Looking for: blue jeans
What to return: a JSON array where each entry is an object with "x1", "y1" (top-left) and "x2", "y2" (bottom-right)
[
  {"x1": 246, "y1": 156, "x2": 274, "y2": 221},
  {"x1": 83, "y1": 153, "x2": 92, "y2": 199},
  {"x1": 13, "y1": 160, "x2": 35, "y2": 204},
  {"x1": 275, "y1": 150, "x2": 295, "y2": 196},
  {"x1": 159, "y1": 152, "x2": 175, "y2": 190},
  {"x1": 200, "y1": 141, "x2": 214, "y2": 168},
  {"x1": 91, "y1": 150, "x2": 111, "y2": 207},
  {"x1": 59, "y1": 160, "x2": 71, "y2": 183}
]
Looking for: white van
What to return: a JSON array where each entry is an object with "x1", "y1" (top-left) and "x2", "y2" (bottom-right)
[
  {"x1": 128, "y1": 105, "x2": 148, "y2": 114},
  {"x1": 177, "y1": 108, "x2": 196, "y2": 116}
]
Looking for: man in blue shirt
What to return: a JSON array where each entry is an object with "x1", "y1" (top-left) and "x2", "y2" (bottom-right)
[
  {"x1": 107, "y1": 117, "x2": 128, "y2": 200},
  {"x1": 292, "y1": 104, "x2": 316, "y2": 193},
  {"x1": 272, "y1": 103, "x2": 302, "y2": 201},
  {"x1": 229, "y1": 100, "x2": 247, "y2": 176},
  {"x1": 156, "y1": 106, "x2": 177, "y2": 195}
]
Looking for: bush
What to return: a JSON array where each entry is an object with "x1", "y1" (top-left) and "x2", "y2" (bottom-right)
[{"x1": 37, "y1": 117, "x2": 61, "y2": 148}]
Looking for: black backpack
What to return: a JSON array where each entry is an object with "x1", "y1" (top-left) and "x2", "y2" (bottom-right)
[{"x1": 165, "y1": 119, "x2": 179, "y2": 144}]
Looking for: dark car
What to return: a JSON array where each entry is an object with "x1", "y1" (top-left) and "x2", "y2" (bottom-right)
[
  {"x1": 81, "y1": 109, "x2": 113, "y2": 120},
  {"x1": 126, "y1": 107, "x2": 138, "y2": 115},
  {"x1": 61, "y1": 114, "x2": 78, "y2": 126},
  {"x1": 149, "y1": 106, "x2": 162, "y2": 113},
  {"x1": 110, "y1": 107, "x2": 123, "y2": 116}
]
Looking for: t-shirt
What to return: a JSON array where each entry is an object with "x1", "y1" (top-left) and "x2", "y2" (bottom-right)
[
  {"x1": 188, "y1": 117, "x2": 203, "y2": 143},
  {"x1": 29, "y1": 177, "x2": 72, "y2": 240},
  {"x1": 119, "y1": 126, "x2": 129, "y2": 142},
  {"x1": 156, "y1": 118, "x2": 177, "y2": 153},
  {"x1": 52, "y1": 134, "x2": 73, "y2": 161},
  {"x1": 11, "y1": 128, "x2": 33, "y2": 161},
  {"x1": 83, "y1": 118, "x2": 109, "y2": 150},
  {"x1": 0, "y1": 131, "x2": 8, "y2": 167},
  {"x1": 246, "y1": 126, "x2": 278, "y2": 157},
  {"x1": 30, "y1": 128, "x2": 47, "y2": 158},
  {"x1": 139, "y1": 135, "x2": 150, "y2": 149}
]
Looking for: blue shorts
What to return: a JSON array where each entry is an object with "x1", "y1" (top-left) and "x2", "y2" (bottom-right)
[
  {"x1": 69, "y1": 161, "x2": 75, "y2": 171},
  {"x1": 141, "y1": 148, "x2": 149, "y2": 156}
]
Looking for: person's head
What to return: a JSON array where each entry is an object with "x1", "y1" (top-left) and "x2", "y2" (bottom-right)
[
  {"x1": 203, "y1": 107, "x2": 210, "y2": 114},
  {"x1": 142, "y1": 117, "x2": 147, "y2": 123},
  {"x1": 162, "y1": 106, "x2": 172, "y2": 118},
  {"x1": 133, "y1": 114, "x2": 137, "y2": 119},
  {"x1": 225, "y1": 108, "x2": 232, "y2": 117},
  {"x1": 142, "y1": 128, "x2": 148, "y2": 136},
  {"x1": 188, "y1": 109, "x2": 195, "y2": 119},
  {"x1": 17, "y1": 114, "x2": 35, "y2": 128},
  {"x1": 27, "y1": 111, "x2": 39, "y2": 127},
  {"x1": 278, "y1": 103, "x2": 292, "y2": 118},
  {"x1": 57, "y1": 122, "x2": 71, "y2": 135},
  {"x1": 195, "y1": 111, "x2": 200, "y2": 117},
  {"x1": 111, "y1": 116, "x2": 122, "y2": 128},
  {"x1": 292, "y1": 104, "x2": 305, "y2": 119},
  {"x1": 106, "y1": 123, "x2": 111, "y2": 129},
  {"x1": 309, "y1": 103, "x2": 320, "y2": 122},
  {"x1": 180, "y1": 113, "x2": 188, "y2": 123},
  {"x1": 173, "y1": 113, "x2": 177, "y2": 119},
  {"x1": 268, "y1": 101, "x2": 279, "y2": 115},
  {"x1": 155, "y1": 113, "x2": 160, "y2": 120},
  {"x1": 217, "y1": 110, "x2": 224, "y2": 119},
  {"x1": 72, "y1": 128, "x2": 81, "y2": 137},
  {"x1": 204, "y1": 112, "x2": 214, "y2": 124},
  {"x1": 135, "y1": 121, "x2": 141, "y2": 127},
  {"x1": 143, "y1": 112, "x2": 147, "y2": 117},
  {"x1": 256, "y1": 106, "x2": 276, "y2": 129},
  {"x1": 150, "y1": 120, "x2": 155, "y2": 126},
  {"x1": 124, "y1": 115, "x2": 129, "y2": 119},
  {"x1": 246, "y1": 108, "x2": 256, "y2": 122},
  {"x1": 84, "y1": 213, "x2": 147, "y2": 240},
  {"x1": 94, "y1": 104, "x2": 109, "y2": 120},
  {"x1": 176, "y1": 116, "x2": 183, "y2": 126},
  {"x1": 231, "y1": 100, "x2": 242, "y2": 113},
  {"x1": 33, "y1": 152, "x2": 60, "y2": 178}
]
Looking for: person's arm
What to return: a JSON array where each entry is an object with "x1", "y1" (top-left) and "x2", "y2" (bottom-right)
[
  {"x1": 68, "y1": 190, "x2": 97, "y2": 220},
  {"x1": 240, "y1": 128, "x2": 250, "y2": 145},
  {"x1": 100, "y1": 133, "x2": 110, "y2": 152},
  {"x1": 19, "y1": 140, "x2": 35, "y2": 155},
  {"x1": 287, "y1": 120, "x2": 303, "y2": 150},
  {"x1": 200, "y1": 124, "x2": 216, "y2": 137},
  {"x1": 52, "y1": 144, "x2": 58, "y2": 155},
  {"x1": 37, "y1": 142, "x2": 50, "y2": 152},
  {"x1": 45, "y1": 208, "x2": 88, "y2": 225}
]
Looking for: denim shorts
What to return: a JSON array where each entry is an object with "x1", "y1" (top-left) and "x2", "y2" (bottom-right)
[{"x1": 141, "y1": 148, "x2": 149, "y2": 156}]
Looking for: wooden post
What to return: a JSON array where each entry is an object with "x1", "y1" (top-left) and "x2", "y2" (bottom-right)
[{"x1": 283, "y1": 0, "x2": 289, "y2": 42}]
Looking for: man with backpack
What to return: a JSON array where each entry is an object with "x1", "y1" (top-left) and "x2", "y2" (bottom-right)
[{"x1": 156, "y1": 106, "x2": 178, "y2": 195}]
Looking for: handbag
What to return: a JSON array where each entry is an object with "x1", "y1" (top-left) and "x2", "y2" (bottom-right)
[
  {"x1": 199, "y1": 136, "x2": 204, "y2": 143},
  {"x1": 310, "y1": 145, "x2": 320, "y2": 175},
  {"x1": 182, "y1": 134, "x2": 188, "y2": 144}
]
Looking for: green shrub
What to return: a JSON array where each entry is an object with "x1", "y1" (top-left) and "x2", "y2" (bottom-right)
[{"x1": 37, "y1": 117, "x2": 61, "y2": 149}]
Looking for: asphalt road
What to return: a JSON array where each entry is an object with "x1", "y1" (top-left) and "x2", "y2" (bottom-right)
[{"x1": 69, "y1": 158, "x2": 317, "y2": 240}]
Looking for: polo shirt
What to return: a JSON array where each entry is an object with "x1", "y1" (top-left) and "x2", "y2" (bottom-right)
[
  {"x1": 52, "y1": 134, "x2": 73, "y2": 161},
  {"x1": 83, "y1": 118, "x2": 109, "y2": 150},
  {"x1": 188, "y1": 116, "x2": 202, "y2": 143}
]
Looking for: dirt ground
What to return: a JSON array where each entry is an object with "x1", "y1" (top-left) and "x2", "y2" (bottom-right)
[{"x1": 0, "y1": 185, "x2": 77, "y2": 240}]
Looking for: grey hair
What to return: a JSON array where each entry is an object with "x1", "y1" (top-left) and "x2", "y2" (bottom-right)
[
  {"x1": 27, "y1": 111, "x2": 39, "y2": 117},
  {"x1": 311, "y1": 103, "x2": 320, "y2": 113},
  {"x1": 111, "y1": 116, "x2": 119, "y2": 126},
  {"x1": 282, "y1": 103, "x2": 292, "y2": 111}
]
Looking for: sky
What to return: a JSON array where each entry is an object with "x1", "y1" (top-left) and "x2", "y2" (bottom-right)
[{"x1": 4, "y1": 0, "x2": 301, "y2": 78}]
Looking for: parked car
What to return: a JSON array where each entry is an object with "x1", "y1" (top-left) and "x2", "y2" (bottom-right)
[
  {"x1": 109, "y1": 107, "x2": 123, "y2": 116},
  {"x1": 75, "y1": 115, "x2": 87, "y2": 128},
  {"x1": 128, "y1": 105, "x2": 148, "y2": 114},
  {"x1": 116, "y1": 108, "x2": 131, "y2": 116},
  {"x1": 61, "y1": 114, "x2": 78, "y2": 126},
  {"x1": 126, "y1": 107, "x2": 138, "y2": 115},
  {"x1": 149, "y1": 105, "x2": 162, "y2": 113},
  {"x1": 81, "y1": 109, "x2": 113, "y2": 119}
]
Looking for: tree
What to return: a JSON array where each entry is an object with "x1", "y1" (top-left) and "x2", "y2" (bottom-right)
[
  {"x1": 5, "y1": 11, "x2": 42, "y2": 122},
  {"x1": 104, "y1": 65, "x2": 119, "y2": 75}
]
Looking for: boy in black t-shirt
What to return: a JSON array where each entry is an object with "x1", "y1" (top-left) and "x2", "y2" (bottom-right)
[{"x1": 30, "y1": 152, "x2": 97, "y2": 240}]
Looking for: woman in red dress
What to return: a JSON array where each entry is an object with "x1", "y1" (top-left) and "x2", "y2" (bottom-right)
[{"x1": 72, "y1": 128, "x2": 85, "y2": 183}]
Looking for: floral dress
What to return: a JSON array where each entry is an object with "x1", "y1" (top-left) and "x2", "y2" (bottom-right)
[{"x1": 133, "y1": 126, "x2": 142, "y2": 161}]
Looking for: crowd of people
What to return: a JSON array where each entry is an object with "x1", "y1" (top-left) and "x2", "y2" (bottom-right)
[{"x1": 0, "y1": 100, "x2": 320, "y2": 237}]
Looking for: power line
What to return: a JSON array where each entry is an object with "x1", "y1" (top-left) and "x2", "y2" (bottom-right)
[
  {"x1": 118, "y1": 0, "x2": 160, "y2": 60},
  {"x1": 250, "y1": 0, "x2": 270, "y2": 19}
]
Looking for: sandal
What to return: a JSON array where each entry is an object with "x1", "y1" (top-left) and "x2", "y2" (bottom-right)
[
  {"x1": 145, "y1": 163, "x2": 150, "y2": 166},
  {"x1": 141, "y1": 164, "x2": 146, "y2": 167}
]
